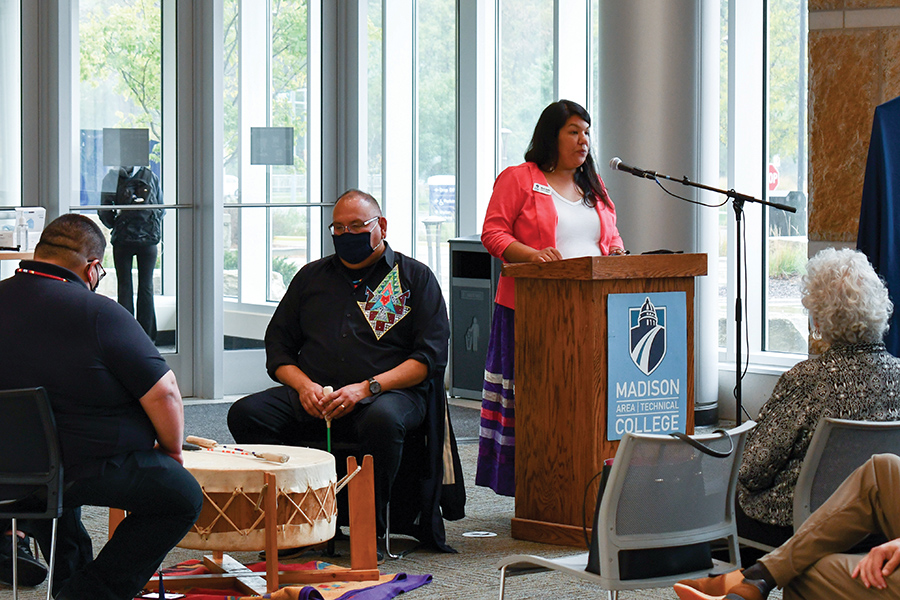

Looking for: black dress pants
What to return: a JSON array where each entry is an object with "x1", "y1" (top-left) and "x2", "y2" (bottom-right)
[
  {"x1": 21, "y1": 451, "x2": 202, "y2": 600},
  {"x1": 228, "y1": 385, "x2": 426, "y2": 533},
  {"x1": 113, "y1": 242, "x2": 158, "y2": 341}
]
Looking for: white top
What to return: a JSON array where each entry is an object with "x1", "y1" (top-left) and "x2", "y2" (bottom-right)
[{"x1": 551, "y1": 187, "x2": 603, "y2": 259}]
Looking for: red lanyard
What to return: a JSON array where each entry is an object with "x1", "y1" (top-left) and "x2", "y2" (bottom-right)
[{"x1": 15, "y1": 268, "x2": 71, "y2": 283}]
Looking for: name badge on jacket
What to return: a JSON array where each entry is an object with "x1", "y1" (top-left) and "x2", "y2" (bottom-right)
[{"x1": 533, "y1": 183, "x2": 552, "y2": 195}]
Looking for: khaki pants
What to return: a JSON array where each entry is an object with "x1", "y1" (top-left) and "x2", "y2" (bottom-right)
[{"x1": 761, "y1": 453, "x2": 900, "y2": 600}]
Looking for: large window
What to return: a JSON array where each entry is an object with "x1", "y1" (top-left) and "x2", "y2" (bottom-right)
[
  {"x1": 223, "y1": 0, "x2": 321, "y2": 349},
  {"x1": 367, "y1": 0, "x2": 383, "y2": 199},
  {"x1": 718, "y1": 0, "x2": 809, "y2": 365},
  {"x1": 764, "y1": 0, "x2": 808, "y2": 354},
  {"x1": 498, "y1": 0, "x2": 554, "y2": 172},
  {"x1": 77, "y1": 0, "x2": 177, "y2": 350},
  {"x1": 415, "y1": 0, "x2": 456, "y2": 291},
  {"x1": 0, "y1": 0, "x2": 19, "y2": 211}
]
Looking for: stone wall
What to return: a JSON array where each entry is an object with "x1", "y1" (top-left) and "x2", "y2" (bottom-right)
[{"x1": 808, "y1": 1, "x2": 900, "y2": 244}]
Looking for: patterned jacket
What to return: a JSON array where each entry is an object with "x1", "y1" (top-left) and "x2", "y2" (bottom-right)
[{"x1": 738, "y1": 342, "x2": 900, "y2": 526}]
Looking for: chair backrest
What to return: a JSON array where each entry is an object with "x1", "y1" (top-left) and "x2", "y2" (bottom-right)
[
  {"x1": 793, "y1": 417, "x2": 900, "y2": 529},
  {"x1": 593, "y1": 420, "x2": 755, "y2": 586},
  {"x1": 0, "y1": 387, "x2": 64, "y2": 519}
]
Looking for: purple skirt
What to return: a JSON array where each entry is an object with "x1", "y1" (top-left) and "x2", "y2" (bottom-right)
[{"x1": 475, "y1": 304, "x2": 516, "y2": 497}]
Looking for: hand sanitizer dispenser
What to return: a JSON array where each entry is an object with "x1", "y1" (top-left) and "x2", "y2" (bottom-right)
[{"x1": 15, "y1": 212, "x2": 28, "y2": 251}]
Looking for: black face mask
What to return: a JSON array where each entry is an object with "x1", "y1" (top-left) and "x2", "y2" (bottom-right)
[{"x1": 332, "y1": 231, "x2": 378, "y2": 265}]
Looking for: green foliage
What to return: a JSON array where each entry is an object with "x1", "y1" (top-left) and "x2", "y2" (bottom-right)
[
  {"x1": 272, "y1": 207, "x2": 307, "y2": 238},
  {"x1": 416, "y1": 0, "x2": 457, "y2": 180},
  {"x1": 719, "y1": 0, "x2": 806, "y2": 172},
  {"x1": 499, "y1": 0, "x2": 554, "y2": 166},
  {"x1": 80, "y1": 0, "x2": 162, "y2": 149},
  {"x1": 223, "y1": 0, "x2": 309, "y2": 177},
  {"x1": 768, "y1": 0, "x2": 805, "y2": 167},
  {"x1": 272, "y1": 255, "x2": 299, "y2": 284},
  {"x1": 271, "y1": 0, "x2": 310, "y2": 177},
  {"x1": 367, "y1": 5, "x2": 383, "y2": 177},
  {"x1": 224, "y1": 249, "x2": 239, "y2": 271},
  {"x1": 223, "y1": 0, "x2": 240, "y2": 174},
  {"x1": 768, "y1": 239, "x2": 806, "y2": 278}
]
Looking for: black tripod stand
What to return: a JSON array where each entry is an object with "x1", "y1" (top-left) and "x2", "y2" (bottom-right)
[{"x1": 611, "y1": 160, "x2": 796, "y2": 424}]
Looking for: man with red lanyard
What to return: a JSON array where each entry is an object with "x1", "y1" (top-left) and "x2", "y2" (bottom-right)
[{"x1": 0, "y1": 214, "x2": 201, "y2": 600}]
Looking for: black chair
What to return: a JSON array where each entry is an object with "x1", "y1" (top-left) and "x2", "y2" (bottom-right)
[{"x1": 0, "y1": 387, "x2": 63, "y2": 600}]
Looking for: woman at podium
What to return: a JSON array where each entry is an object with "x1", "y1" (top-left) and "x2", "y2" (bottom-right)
[{"x1": 475, "y1": 100, "x2": 627, "y2": 496}]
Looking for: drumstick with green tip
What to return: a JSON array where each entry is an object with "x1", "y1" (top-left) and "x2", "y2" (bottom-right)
[{"x1": 323, "y1": 386, "x2": 334, "y2": 453}]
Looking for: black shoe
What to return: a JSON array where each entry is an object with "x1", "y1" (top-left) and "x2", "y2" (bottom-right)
[{"x1": 0, "y1": 535, "x2": 48, "y2": 587}]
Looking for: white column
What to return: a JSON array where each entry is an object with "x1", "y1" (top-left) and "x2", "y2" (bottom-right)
[
  {"x1": 596, "y1": 0, "x2": 718, "y2": 415},
  {"x1": 177, "y1": 0, "x2": 224, "y2": 399},
  {"x1": 22, "y1": 0, "x2": 78, "y2": 220},
  {"x1": 336, "y1": 0, "x2": 368, "y2": 193},
  {"x1": 695, "y1": 0, "x2": 722, "y2": 420}
]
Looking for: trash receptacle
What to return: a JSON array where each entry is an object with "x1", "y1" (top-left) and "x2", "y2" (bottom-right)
[{"x1": 449, "y1": 235, "x2": 502, "y2": 399}]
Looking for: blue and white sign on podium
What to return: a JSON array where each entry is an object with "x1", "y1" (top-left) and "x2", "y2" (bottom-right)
[{"x1": 607, "y1": 291, "x2": 687, "y2": 441}]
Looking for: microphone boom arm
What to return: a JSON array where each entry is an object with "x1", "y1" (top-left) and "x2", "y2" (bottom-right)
[{"x1": 611, "y1": 158, "x2": 798, "y2": 425}]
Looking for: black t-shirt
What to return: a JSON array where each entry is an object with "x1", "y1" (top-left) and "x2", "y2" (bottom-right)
[
  {"x1": 265, "y1": 243, "x2": 449, "y2": 394},
  {"x1": 0, "y1": 260, "x2": 171, "y2": 482}
]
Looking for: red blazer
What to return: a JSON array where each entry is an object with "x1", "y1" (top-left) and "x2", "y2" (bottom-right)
[{"x1": 482, "y1": 161, "x2": 624, "y2": 309}]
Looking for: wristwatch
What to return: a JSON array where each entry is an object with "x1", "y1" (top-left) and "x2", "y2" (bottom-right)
[{"x1": 367, "y1": 377, "x2": 382, "y2": 395}]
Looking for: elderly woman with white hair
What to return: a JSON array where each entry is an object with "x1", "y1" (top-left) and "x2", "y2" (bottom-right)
[{"x1": 736, "y1": 247, "x2": 900, "y2": 554}]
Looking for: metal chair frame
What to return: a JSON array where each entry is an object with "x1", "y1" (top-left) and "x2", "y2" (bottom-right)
[
  {"x1": 0, "y1": 387, "x2": 63, "y2": 600},
  {"x1": 793, "y1": 417, "x2": 900, "y2": 530},
  {"x1": 497, "y1": 421, "x2": 756, "y2": 600}
]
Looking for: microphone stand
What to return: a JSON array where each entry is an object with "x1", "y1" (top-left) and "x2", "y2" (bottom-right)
[{"x1": 641, "y1": 169, "x2": 796, "y2": 425}]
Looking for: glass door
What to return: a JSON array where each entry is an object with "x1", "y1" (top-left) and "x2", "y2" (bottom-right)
[{"x1": 75, "y1": 0, "x2": 191, "y2": 380}]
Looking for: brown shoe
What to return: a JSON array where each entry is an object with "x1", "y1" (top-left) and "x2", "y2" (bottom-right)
[
  {"x1": 723, "y1": 582, "x2": 766, "y2": 600},
  {"x1": 674, "y1": 579, "x2": 766, "y2": 600},
  {"x1": 674, "y1": 570, "x2": 744, "y2": 599}
]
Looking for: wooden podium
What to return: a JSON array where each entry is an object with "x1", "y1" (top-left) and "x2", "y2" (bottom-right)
[{"x1": 506, "y1": 253, "x2": 707, "y2": 546}]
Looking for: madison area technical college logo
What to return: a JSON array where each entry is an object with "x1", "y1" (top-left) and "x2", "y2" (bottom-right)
[{"x1": 629, "y1": 297, "x2": 667, "y2": 375}]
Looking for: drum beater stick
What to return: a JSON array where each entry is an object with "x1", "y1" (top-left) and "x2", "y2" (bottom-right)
[
  {"x1": 323, "y1": 386, "x2": 334, "y2": 453},
  {"x1": 185, "y1": 435, "x2": 290, "y2": 463}
]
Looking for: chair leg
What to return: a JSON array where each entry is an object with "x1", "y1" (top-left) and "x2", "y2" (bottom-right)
[
  {"x1": 383, "y1": 501, "x2": 417, "y2": 559},
  {"x1": 498, "y1": 564, "x2": 507, "y2": 600},
  {"x1": 46, "y1": 518, "x2": 58, "y2": 600},
  {"x1": 384, "y1": 501, "x2": 399, "y2": 559},
  {"x1": 10, "y1": 517, "x2": 18, "y2": 600},
  {"x1": 607, "y1": 590, "x2": 618, "y2": 600}
]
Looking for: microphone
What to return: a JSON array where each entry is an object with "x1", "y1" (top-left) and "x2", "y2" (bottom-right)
[{"x1": 609, "y1": 157, "x2": 657, "y2": 179}]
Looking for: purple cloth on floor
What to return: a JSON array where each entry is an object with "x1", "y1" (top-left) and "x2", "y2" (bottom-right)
[
  {"x1": 475, "y1": 303, "x2": 516, "y2": 497},
  {"x1": 334, "y1": 573, "x2": 432, "y2": 600},
  {"x1": 296, "y1": 587, "x2": 325, "y2": 600}
]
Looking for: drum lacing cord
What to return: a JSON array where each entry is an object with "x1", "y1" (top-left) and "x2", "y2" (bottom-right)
[
  {"x1": 335, "y1": 465, "x2": 362, "y2": 494},
  {"x1": 193, "y1": 487, "x2": 265, "y2": 539},
  {"x1": 279, "y1": 483, "x2": 336, "y2": 525}
]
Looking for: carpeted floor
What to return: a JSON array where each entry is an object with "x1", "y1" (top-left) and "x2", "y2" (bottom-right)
[{"x1": 8, "y1": 400, "x2": 782, "y2": 600}]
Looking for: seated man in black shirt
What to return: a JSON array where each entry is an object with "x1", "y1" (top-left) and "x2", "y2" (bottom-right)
[
  {"x1": 228, "y1": 189, "x2": 450, "y2": 540},
  {"x1": 0, "y1": 214, "x2": 202, "y2": 600}
]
